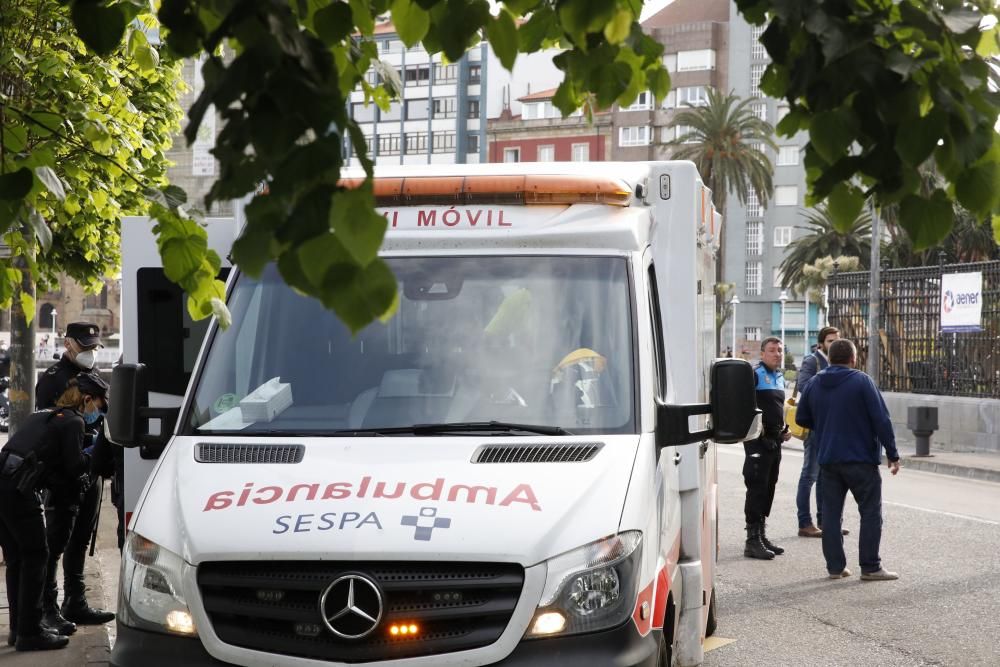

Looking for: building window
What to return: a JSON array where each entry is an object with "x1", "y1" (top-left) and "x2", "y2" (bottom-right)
[
  {"x1": 772, "y1": 267, "x2": 785, "y2": 288},
  {"x1": 467, "y1": 98, "x2": 480, "y2": 119},
  {"x1": 432, "y1": 97, "x2": 456, "y2": 119},
  {"x1": 571, "y1": 143, "x2": 589, "y2": 161},
  {"x1": 776, "y1": 146, "x2": 800, "y2": 166},
  {"x1": 774, "y1": 186, "x2": 798, "y2": 206},
  {"x1": 405, "y1": 98, "x2": 428, "y2": 120},
  {"x1": 774, "y1": 226, "x2": 793, "y2": 246},
  {"x1": 434, "y1": 62, "x2": 457, "y2": 83},
  {"x1": 750, "y1": 64, "x2": 766, "y2": 97},
  {"x1": 677, "y1": 85, "x2": 709, "y2": 107},
  {"x1": 677, "y1": 49, "x2": 716, "y2": 71},
  {"x1": 84, "y1": 284, "x2": 109, "y2": 310},
  {"x1": 468, "y1": 64, "x2": 481, "y2": 84},
  {"x1": 623, "y1": 90, "x2": 652, "y2": 111},
  {"x1": 404, "y1": 65, "x2": 430, "y2": 86},
  {"x1": 380, "y1": 103, "x2": 401, "y2": 122},
  {"x1": 745, "y1": 220, "x2": 763, "y2": 255},
  {"x1": 660, "y1": 126, "x2": 675, "y2": 143},
  {"x1": 752, "y1": 103, "x2": 767, "y2": 121},
  {"x1": 352, "y1": 102, "x2": 375, "y2": 123},
  {"x1": 745, "y1": 262, "x2": 762, "y2": 296},
  {"x1": 404, "y1": 132, "x2": 428, "y2": 154},
  {"x1": 662, "y1": 53, "x2": 677, "y2": 72},
  {"x1": 353, "y1": 135, "x2": 374, "y2": 157},
  {"x1": 619, "y1": 125, "x2": 651, "y2": 147},
  {"x1": 745, "y1": 326, "x2": 762, "y2": 341},
  {"x1": 467, "y1": 134, "x2": 479, "y2": 154},
  {"x1": 379, "y1": 39, "x2": 401, "y2": 54},
  {"x1": 746, "y1": 189, "x2": 762, "y2": 218},
  {"x1": 659, "y1": 91, "x2": 676, "y2": 109},
  {"x1": 751, "y1": 25, "x2": 768, "y2": 60},
  {"x1": 503, "y1": 147, "x2": 520, "y2": 163},
  {"x1": 673, "y1": 125, "x2": 698, "y2": 143},
  {"x1": 537, "y1": 145, "x2": 555, "y2": 162},
  {"x1": 432, "y1": 131, "x2": 455, "y2": 153},
  {"x1": 377, "y1": 133, "x2": 401, "y2": 156},
  {"x1": 365, "y1": 69, "x2": 380, "y2": 86}
]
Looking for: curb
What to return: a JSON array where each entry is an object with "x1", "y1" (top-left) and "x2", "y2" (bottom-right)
[{"x1": 900, "y1": 456, "x2": 1000, "y2": 484}]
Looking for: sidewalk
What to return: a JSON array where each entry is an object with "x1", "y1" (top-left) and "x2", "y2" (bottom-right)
[
  {"x1": 0, "y1": 480, "x2": 119, "y2": 666},
  {"x1": 782, "y1": 437, "x2": 1000, "y2": 483}
]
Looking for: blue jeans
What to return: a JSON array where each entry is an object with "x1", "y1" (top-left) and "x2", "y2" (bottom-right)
[
  {"x1": 819, "y1": 463, "x2": 884, "y2": 574},
  {"x1": 796, "y1": 432, "x2": 823, "y2": 528}
]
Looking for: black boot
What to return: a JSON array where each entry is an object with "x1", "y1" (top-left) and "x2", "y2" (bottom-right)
[
  {"x1": 744, "y1": 522, "x2": 776, "y2": 560},
  {"x1": 42, "y1": 607, "x2": 77, "y2": 635},
  {"x1": 6, "y1": 632, "x2": 14, "y2": 647},
  {"x1": 61, "y1": 596, "x2": 115, "y2": 625},
  {"x1": 760, "y1": 521, "x2": 784, "y2": 555},
  {"x1": 15, "y1": 629, "x2": 69, "y2": 651}
]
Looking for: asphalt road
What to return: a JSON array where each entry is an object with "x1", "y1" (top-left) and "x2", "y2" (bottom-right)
[{"x1": 706, "y1": 444, "x2": 1000, "y2": 667}]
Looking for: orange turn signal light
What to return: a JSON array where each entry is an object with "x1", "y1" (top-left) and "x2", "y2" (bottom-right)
[{"x1": 389, "y1": 623, "x2": 419, "y2": 637}]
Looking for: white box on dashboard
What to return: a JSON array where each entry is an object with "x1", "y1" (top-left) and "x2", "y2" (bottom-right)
[{"x1": 240, "y1": 377, "x2": 293, "y2": 422}]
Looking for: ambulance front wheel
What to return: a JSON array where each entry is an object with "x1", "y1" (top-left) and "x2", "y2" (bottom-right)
[
  {"x1": 706, "y1": 587, "x2": 718, "y2": 637},
  {"x1": 656, "y1": 634, "x2": 672, "y2": 667}
]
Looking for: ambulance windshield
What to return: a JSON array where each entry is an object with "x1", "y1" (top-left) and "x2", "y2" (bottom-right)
[{"x1": 185, "y1": 256, "x2": 635, "y2": 435}]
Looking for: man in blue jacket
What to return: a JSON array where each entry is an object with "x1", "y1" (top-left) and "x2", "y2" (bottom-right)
[{"x1": 796, "y1": 339, "x2": 902, "y2": 581}]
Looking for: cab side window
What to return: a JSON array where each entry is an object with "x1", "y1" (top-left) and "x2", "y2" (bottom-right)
[{"x1": 647, "y1": 265, "x2": 666, "y2": 399}]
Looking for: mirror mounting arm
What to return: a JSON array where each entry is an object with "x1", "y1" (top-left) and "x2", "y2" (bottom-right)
[{"x1": 658, "y1": 402, "x2": 712, "y2": 447}]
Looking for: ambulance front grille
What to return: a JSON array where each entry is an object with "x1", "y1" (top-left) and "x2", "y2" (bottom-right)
[
  {"x1": 195, "y1": 443, "x2": 304, "y2": 464},
  {"x1": 473, "y1": 442, "x2": 603, "y2": 463},
  {"x1": 197, "y1": 560, "x2": 525, "y2": 663}
]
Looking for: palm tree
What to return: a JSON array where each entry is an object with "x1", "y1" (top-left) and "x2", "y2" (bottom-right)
[
  {"x1": 779, "y1": 205, "x2": 872, "y2": 291},
  {"x1": 666, "y1": 88, "x2": 777, "y2": 349},
  {"x1": 666, "y1": 88, "x2": 777, "y2": 213}
]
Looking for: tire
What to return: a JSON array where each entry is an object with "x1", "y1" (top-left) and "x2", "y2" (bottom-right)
[
  {"x1": 706, "y1": 587, "x2": 718, "y2": 637},
  {"x1": 657, "y1": 632, "x2": 672, "y2": 667}
]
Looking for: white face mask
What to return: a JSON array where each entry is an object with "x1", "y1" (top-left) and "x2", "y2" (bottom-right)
[{"x1": 75, "y1": 350, "x2": 96, "y2": 370}]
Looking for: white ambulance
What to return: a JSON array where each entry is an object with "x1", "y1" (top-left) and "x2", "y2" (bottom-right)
[{"x1": 109, "y1": 162, "x2": 760, "y2": 667}]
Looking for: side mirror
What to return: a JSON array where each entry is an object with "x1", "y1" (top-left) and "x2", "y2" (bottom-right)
[
  {"x1": 108, "y1": 363, "x2": 178, "y2": 459},
  {"x1": 656, "y1": 358, "x2": 761, "y2": 447}
]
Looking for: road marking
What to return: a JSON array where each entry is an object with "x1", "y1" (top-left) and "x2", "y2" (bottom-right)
[
  {"x1": 704, "y1": 636, "x2": 736, "y2": 652},
  {"x1": 883, "y1": 501, "x2": 1000, "y2": 526}
]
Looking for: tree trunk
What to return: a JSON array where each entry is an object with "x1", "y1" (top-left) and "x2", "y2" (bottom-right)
[{"x1": 9, "y1": 245, "x2": 36, "y2": 435}]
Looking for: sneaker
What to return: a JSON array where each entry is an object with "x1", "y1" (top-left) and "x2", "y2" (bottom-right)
[
  {"x1": 828, "y1": 568, "x2": 852, "y2": 579},
  {"x1": 861, "y1": 568, "x2": 899, "y2": 581},
  {"x1": 798, "y1": 525, "x2": 823, "y2": 538}
]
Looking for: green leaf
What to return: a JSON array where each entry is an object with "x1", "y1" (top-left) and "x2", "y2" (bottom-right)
[
  {"x1": 19, "y1": 291, "x2": 35, "y2": 326},
  {"x1": 0, "y1": 168, "x2": 33, "y2": 200},
  {"x1": 27, "y1": 207, "x2": 52, "y2": 252},
  {"x1": 2, "y1": 125, "x2": 27, "y2": 152},
  {"x1": 34, "y1": 166, "x2": 66, "y2": 201},
  {"x1": 552, "y1": 80, "x2": 579, "y2": 116},
  {"x1": 27, "y1": 111, "x2": 62, "y2": 137},
  {"x1": 955, "y1": 161, "x2": 1000, "y2": 215},
  {"x1": 329, "y1": 188, "x2": 387, "y2": 265},
  {"x1": 322, "y1": 257, "x2": 398, "y2": 334},
  {"x1": 518, "y1": 7, "x2": 556, "y2": 52},
  {"x1": 809, "y1": 108, "x2": 858, "y2": 164},
  {"x1": 603, "y1": 10, "x2": 632, "y2": 45},
  {"x1": 71, "y1": 0, "x2": 127, "y2": 56},
  {"x1": 993, "y1": 214, "x2": 1000, "y2": 245},
  {"x1": 898, "y1": 190, "x2": 955, "y2": 250},
  {"x1": 825, "y1": 183, "x2": 865, "y2": 233},
  {"x1": 391, "y1": 0, "x2": 431, "y2": 47},
  {"x1": 646, "y1": 66, "x2": 670, "y2": 104},
  {"x1": 895, "y1": 109, "x2": 944, "y2": 167},
  {"x1": 486, "y1": 9, "x2": 518, "y2": 70},
  {"x1": 349, "y1": 0, "x2": 375, "y2": 35},
  {"x1": 315, "y1": 2, "x2": 354, "y2": 44},
  {"x1": 557, "y1": 0, "x2": 616, "y2": 46}
]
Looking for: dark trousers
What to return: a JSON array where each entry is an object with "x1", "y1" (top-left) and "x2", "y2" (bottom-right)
[
  {"x1": 743, "y1": 438, "x2": 781, "y2": 523},
  {"x1": 0, "y1": 480, "x2": 49, "y2": 637},
  {"x1": 820, "y1": 462, "x2": 884, "y2": 574},
  {"x1": 44, "y1": 480, "x2": 100, "y2": 608},
  {"x1": 796, "y1": 432, "x2": 823, "y2": 528}
]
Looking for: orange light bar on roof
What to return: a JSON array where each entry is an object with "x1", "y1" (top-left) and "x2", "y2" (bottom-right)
[{"x1": 340, "y1": 175, "x2": 634, "y2": 207}]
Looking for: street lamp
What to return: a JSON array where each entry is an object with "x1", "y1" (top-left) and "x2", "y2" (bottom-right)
[
  {"x1": 730, "y1": 294, "x2": 740, "y2": 357},
  {"x1": 778, "y1": 290, "x2": 788, "y2": 369},
  {"x1": 51, "y1": 308, "x2": 57, "y2": 354}
]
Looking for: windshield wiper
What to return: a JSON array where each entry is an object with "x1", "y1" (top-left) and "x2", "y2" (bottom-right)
[{"x1": 410, "y1": 421, "x2": 573, "y2": 436}]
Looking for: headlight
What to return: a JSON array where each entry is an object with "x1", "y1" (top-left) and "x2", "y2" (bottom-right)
[
  {"x1": 528, "y1": 531, "x2": 642, "y2": 637},
  {"x1": 119, "y1": 532, "x2": 197, "y2": 636}
]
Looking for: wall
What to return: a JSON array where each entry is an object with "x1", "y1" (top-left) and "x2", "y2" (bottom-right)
[{"x1": 883, "y1": 392, "x2": 1000, "y2": 454}]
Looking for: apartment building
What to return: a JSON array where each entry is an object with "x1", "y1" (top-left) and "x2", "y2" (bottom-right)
[
  {"x1": 486, "y1": 87, "x2": 612, "y2": 163},
  {"x1": 346, "y1": 23, "x2": 561, "y2": 167}
]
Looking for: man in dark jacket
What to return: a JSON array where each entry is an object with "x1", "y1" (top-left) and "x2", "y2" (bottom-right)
[
  {"x1": 796, "y1": 339, "x2": 902, "y2": 581},
  {"x1": 743, "y1": 337, "x2": 791, "y2": 560},
  {"x1": 793, "y1": 326, "x2": 844, "y2": 538}
]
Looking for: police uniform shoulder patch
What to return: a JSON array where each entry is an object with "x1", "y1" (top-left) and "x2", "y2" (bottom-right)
[{"x1": 45, "y1": 366, "x2": 59, "y2": 375}]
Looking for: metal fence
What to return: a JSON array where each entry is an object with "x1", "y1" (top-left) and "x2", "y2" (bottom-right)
[{"x1": 828, "y1": 261, "x2": 1000, "y2": 398}]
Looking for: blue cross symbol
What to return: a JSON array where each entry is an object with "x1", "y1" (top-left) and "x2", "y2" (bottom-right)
[{"x1": 401, "y1": 507, "x2": 452, "y2": 541}]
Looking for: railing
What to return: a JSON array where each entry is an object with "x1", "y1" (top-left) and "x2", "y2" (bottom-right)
[{"x1": 828, "y1": 261, "x2": 1000, "y2": 398}]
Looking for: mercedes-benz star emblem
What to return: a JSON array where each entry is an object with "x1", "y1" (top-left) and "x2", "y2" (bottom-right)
[{"x1": 319, "y1": 573, "x2": 384, "y2": 639}]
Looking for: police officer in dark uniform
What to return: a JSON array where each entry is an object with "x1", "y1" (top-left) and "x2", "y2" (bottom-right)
[
  {"x1": 35, "y1": 322, "x2": 116, "y2": 627},
  {"x1": 743, "y1": 336, "x2": 791, "y2": 560},
  {"x1": 0, "y1": 373, "x2": 109, "y2": 651}
]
